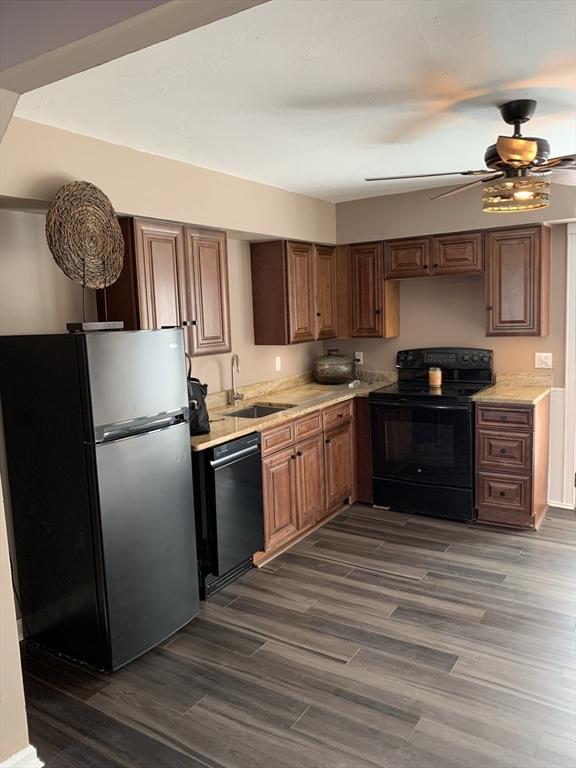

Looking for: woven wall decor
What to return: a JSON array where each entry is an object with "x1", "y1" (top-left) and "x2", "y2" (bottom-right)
[{"x1": 45, "y1": 181, "x2": 124, "y2": 289}]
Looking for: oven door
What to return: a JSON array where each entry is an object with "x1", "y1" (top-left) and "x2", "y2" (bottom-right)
[{"x1": 371, "y1": 401, "x2": 473, "y2": 489}]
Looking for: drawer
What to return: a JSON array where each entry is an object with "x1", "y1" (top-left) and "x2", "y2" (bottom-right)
[
  {"x1": 476, "y1": 429, "x2": 532, "y2": 473},
  {"x1": 476, "y1": 404, "x2": 533, "y2": 431},
  {"x1": 261, "y1": 422, "x2": 294, "y2": 456},
  {"x1": 476, "y1": 471, "x2": 531, "y2": 515},
  {"x1": 322, "y1": 400, "x2": 353, "y2": 431},
  {"x1": 294, "y1": 411, "x2": 322, "y2": 441}
]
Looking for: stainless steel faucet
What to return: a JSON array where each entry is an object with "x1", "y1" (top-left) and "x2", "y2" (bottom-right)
[{"x1": 228, "y1": 353, "x2": 244, "y2": 405}]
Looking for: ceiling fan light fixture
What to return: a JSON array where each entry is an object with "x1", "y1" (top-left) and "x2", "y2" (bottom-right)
[{"x1": 482, "y1": 176, "x2": 550, "y2": 213}]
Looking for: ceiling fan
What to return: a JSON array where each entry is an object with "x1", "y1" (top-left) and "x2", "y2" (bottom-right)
[{"x1": 365, "y1": 100, "x2": 575, "y2": 211}]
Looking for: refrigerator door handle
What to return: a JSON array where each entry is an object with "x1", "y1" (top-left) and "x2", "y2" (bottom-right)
[{"x1": 94, "y1": 411, "x2": 188, "y2": 444}]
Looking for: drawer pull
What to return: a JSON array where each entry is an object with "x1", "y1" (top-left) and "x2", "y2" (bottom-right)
[
  {"x1": 499, "y1": 490, "x2": 506, "y2": 496},
  {"x1": 499, "y1": 448, "x2": 506, "y2": 454}
]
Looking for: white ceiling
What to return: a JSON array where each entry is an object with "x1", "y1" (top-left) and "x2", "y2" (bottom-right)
[{"x1": 14, "y1": 0, "x2": 576, "y2": 202}]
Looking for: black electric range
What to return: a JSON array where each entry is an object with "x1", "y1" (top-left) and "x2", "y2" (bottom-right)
[{"x1": 369, "y1": 347, "x2": 494, "y2": 522}]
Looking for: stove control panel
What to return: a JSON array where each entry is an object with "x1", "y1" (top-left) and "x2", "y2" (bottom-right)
[{"x1": 396, "y1": 347, "x2": 493, "y2": 370}]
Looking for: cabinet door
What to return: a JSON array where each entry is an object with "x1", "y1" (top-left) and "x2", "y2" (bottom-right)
[
  {"x1": 385, "y1": 238, "x2": 430, "y2": 278},
  {"x1": 324, "y1": 423, "x2": 353, "y2": 516},
  {"x1": 350, "y1": 242, "x2": 383, "y2": 337},
  {"x1": 432, "y1": 232, "x2": 483, "y2": 275},
  {"x1": 485, "y1": 227, "x2": 549, "y2": 336},
  {"x1": 186, "y1": 230, "x2": 231, "y2": 356},
  {"x1": 295, "y1": 435, "x2": 325, "y2": 531},
  {"x1": 262, "y1": 446, "x2": 298, "y2": 551},
  {"x1": 286, "y1": 241, "x2": 315, "y2": 343},
  {"x1": 314, "y1": 245, "x2": 337, "y2": 339},
  {"x1": 134, "y1": 220, "x2": 188, "y2": 331}
]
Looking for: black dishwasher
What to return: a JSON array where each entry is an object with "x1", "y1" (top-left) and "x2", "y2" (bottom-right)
[{"x1": 192, "y1": 432, "x2": 264, "y2": 597}]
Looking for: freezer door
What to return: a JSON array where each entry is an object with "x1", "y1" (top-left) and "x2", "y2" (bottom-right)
[
  {"x1": 95, "y1": 421, "x2": 199, "y2": 668},
  {"x1": 84, "y1": 329, "x2": 188, "y2": 432}
]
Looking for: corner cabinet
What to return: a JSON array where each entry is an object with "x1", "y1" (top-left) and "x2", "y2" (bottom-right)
[
  {"x1": 250, "y1": 240, "x2": 336, "y2": 344},
  {"x1": 97, "y1": 217, "x2": 231, "y2": 356},
  {"x1": 485, "y1": 225, "x2": 550, "y2": 337},
  {"x1": 349, "y1": 242, "x2": 399, "y2": 338}
]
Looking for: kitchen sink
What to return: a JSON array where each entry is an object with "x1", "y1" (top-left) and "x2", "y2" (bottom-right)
[{"x1": 226, "y1": 403, "x2": 295, "y2": 418}]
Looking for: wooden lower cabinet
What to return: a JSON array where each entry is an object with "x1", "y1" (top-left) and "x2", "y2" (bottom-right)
[
  {"x1": 258, "y1": 402, "x2": 355, "y2": 560},
  {"x1": 475, "y1": 396, "x2": 549, "y2": 529},
  {"x1": 295, "y1": 434, "x2": 325, "y2": 530},
  {"x1": 262, "y1": 446, "x2": 298, "y2": 551},
  {"x1": 324, "y1": 422, "x2": 354, "y2": 516}
]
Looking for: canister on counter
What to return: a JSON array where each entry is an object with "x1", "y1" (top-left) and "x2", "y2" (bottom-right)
[{"x1": 429, "y1": 367, "x2": 442, "y2": 388}]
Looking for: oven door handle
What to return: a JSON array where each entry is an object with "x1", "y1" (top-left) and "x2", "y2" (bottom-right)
[{"x1": 370, "y1": 401, "x2": 471, "y2": 411}]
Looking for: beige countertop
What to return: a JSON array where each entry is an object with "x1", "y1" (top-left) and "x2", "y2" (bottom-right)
[
  {"x1": 472, "y1": 383, "x2": 551, "y2": 405},
  {"x1": 190, "y1": 380, "x2": 382, "y2": 451}
]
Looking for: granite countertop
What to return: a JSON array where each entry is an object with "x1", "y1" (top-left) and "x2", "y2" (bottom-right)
[
  {"x1": 190, "y1": 380, "x2": 382, "y2": 451},
  {"x1": 472, "y1": 384, "x2": 551, "y2": 405}
]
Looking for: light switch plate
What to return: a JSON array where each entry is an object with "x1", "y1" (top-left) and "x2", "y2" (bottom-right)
[
  {"x1": 535, "y1": 352, "x2": 552, "y2": 369},
  {"x1": 355, "y1": 351, "x2": 364, "y2": 365},
  {"x1": 275, "y1": 356, "x2": 282, "y2": 372}
]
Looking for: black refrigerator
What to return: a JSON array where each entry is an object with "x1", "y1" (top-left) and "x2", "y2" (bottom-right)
[{"x1": 0, "y1": 329, "x2": 199, "y2": 670}]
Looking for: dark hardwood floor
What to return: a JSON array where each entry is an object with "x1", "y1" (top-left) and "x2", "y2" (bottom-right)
[{"x1": 23, "y1": 504, "x2": 575, "y2": 768}]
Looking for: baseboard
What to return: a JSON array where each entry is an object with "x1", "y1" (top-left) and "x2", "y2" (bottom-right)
[
  {"x1": 0, "y1": 745, "x2": 44, "y2": 768},
  {"x1": 547, "y1": 500, "x2": 576, "y2": 511}
]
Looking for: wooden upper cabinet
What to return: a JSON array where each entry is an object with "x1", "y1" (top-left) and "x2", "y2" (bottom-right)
[
  {"x1": 350, "y1": 242, "x2": 399, "y2": 338},
  {"x1": 250, "y1": 240, "x2": 334, "y2": 345},
  {"x1": 133, "y1": 219, "x2": 188, "y2": 332},
  {"x1": 314, "y1": 245, "x2": 337, "y2": 339},
  {"x1": 385, "y1": 237, "x2": 430, "y2": 278},
  {"x1": 485, "y1": 225, "x2": 550, "y2": 336},
  {"x1": 97, "y1": 217, "x2": 231, "y2": 356},
  {"x1": 186, "y1": 229, "x2": 231, "y2": 356},
  {"x1": 286, "y1": 241, "x2": 315, "y2": 343},
  {"x1": 431, "y1": 232, "x2": 483, "y2": 275}
]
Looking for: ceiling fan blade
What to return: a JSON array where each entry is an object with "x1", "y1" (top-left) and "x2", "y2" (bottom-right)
[
  {"x1": 364, "y1": 170, "x2": 492, "y2": 182},
  {"x1": 431, "y1": 173, "x2": 503, "y2": 200},
  {"x1": 533, "y1": 154, "x2": 576, "y2": 170},
  {"x1": 496, "y1": 136, "x2": 538, "y2": 166}
]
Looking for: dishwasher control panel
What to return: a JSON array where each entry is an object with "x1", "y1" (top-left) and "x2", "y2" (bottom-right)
[{"x1": 212, "y1": 432, "x2": 260, "y2": 461}]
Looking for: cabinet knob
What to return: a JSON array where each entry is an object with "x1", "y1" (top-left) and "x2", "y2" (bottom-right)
[
  {"x1": 433, "y1": 263, "x2": 438, "y2": 268},
  {"x1": 325, "y1": 439, "x2": 331, "y2": 445},
  {"x1": 296, "y1": 451, "x2": 302, "y2": 457},
  {"x1": 499, "y1": 448, "x2": 506, "y2": 454},
  {"x1": 290, "y1": 454, "x2": 296, "y2": 460},
  {"x1": 486, "y1": 305, "x2": 493, "y2": 311},
  {"x1": 499, "y1": 490, "x2": 506, "y2": 496},
  {"x1": 316, "y1": 312, "x2": 321, "y2": 317},
  {"x1": 375, "y1": 309, "x2": 381, "y2": 315}
]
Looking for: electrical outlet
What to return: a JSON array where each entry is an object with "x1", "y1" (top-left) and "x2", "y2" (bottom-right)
[
  {"x1": 355, "y1": 351, "x2": 364, "y2": 365},
  {"x1": 275, "y1": 356, "x2": 282, "y2": 372},
  {"x1": 535, "y1": 352, "x2": 552, "y2": 369}
]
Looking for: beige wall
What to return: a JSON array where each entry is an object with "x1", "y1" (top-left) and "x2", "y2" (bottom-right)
[
  {"x1": 336, "y1": 182, "x2": 576, "y2": 243},
  {"x1": 0, "y1": 118, "x2": 336, "y2": 244},
  {"x1": 332, "y1": 224, "x2": 567, "y2": 387},
  {"x1": 0, "y1": 474, "x2": 29, "y2": 762}
]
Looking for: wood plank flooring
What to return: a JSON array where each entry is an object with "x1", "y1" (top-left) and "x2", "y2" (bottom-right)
[{"x1": 23, "y1": 504, "x2": 576, "y2": 768}]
